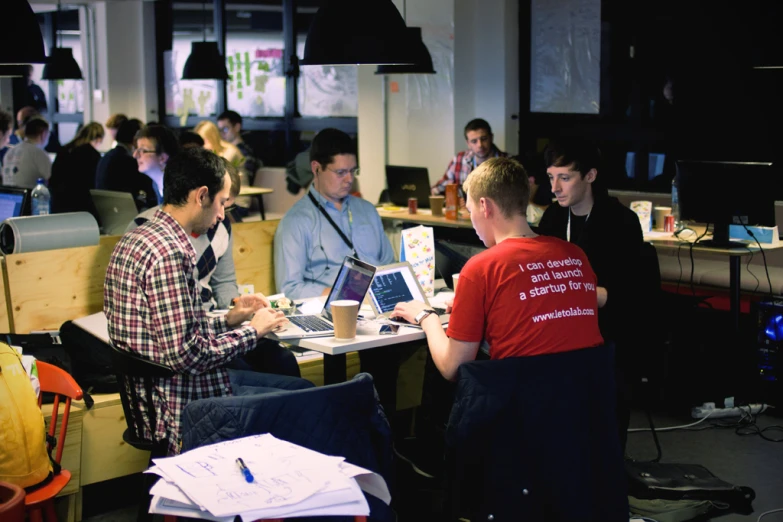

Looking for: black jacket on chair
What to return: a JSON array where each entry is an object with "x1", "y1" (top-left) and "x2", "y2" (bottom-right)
[
  {"x1": 446, "y1": 345, "x2": 629, "y2": 522},
  {"x1": 180, "y1": 373, "x2": 395, "y2": 522}
]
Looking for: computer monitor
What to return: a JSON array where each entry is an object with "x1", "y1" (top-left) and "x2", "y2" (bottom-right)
[
  {"x1": 676, "y1": 160, "x2": 776, "y2": 248},
  {"x1": 0, "y1": 187, "x2": 30, "y2": 222}
]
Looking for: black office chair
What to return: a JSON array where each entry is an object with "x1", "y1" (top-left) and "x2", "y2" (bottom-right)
[
  {"x1": 445, "y1": 345, "x2": 629, "y2": 522},
  {"x1": 107, "y1": 343, "x2": 174, "y2": 522}
]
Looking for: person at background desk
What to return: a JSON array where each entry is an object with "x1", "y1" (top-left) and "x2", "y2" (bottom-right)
[
  {"x1": 105, "y1": 148, "x2": 312, "y2": 455},
  {"x1": 2, "y1": 117, "x2": 51, "y2": 188},
  {"x1": 134, "y1": 124, "x2": 180, "y2": 205},
  {"x1": 128, "y1": 162, "x2": 301, "y2": 378},
  {"x1": 274, "y1": 128, "x2": 409, "y2": 416},
  {"x1": 392, "y1": 157, "x2": 604, "y2": 476},
  {"x1": 536, "y1": 138, "x2": 645, "y2": 453},
  {"x1": 431, "y1": 118, "x2": 507, "y2": 195}
]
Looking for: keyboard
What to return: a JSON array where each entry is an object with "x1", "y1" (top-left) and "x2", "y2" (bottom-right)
[{"x1": 288, "y1": 315, "x2": 333, "y2": 333}]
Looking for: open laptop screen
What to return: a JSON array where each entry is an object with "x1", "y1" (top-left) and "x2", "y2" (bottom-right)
[
  {"x1": 0, "y1": 188, "x2": 28, "y2": 222},
  {"x1": 369, "y1": 262, "x2": 427, "y2": 314},
  {"x1": 322, "y1": 257, "x2": 377, "y2": 321}
]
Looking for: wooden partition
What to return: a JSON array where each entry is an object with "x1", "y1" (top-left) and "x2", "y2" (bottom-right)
[
  {"x1": 232, "y1": 219, "x2": 279, "y2": 295},
  {"x1": 0, "y1": 257, "x2": 10, "y2": 332}
]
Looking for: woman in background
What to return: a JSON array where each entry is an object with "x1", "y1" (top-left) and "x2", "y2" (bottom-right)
[
  {"x1": 194, "y1": 120, "x2": 245, "y2": 168},
  {"x1": 49, "y1": 122, "x2": 104, "y2": 221}
]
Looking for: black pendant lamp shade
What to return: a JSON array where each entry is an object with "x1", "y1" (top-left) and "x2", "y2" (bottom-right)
[
  {"x1": 375, "y1": 27, "x2": 436, "y2": 74},
  {"x1": 182, "y1": 41, "x2": 229, "y2": 80},
  {"x1": 302, "y1": 0, "x2": 417, "y2": 66},
  {"x1": 1, "y1": 0, "x2": 46, "y2": 64},
  {"x1": 42, "y1": 47, "x2": 83, "y2": 80}
]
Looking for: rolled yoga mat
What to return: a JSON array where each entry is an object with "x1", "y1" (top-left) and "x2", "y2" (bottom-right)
[{"x1": 0, "y1": 212, "x2": 100, "y2": 254}]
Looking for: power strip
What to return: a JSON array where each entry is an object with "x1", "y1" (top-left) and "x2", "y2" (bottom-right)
[{"x1": 691, "y1": 403, "x2": 767, "y2": 419}]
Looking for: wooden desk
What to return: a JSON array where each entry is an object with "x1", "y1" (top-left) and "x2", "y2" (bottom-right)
[
  {"x1": 41, "y1": 401, "x2": 84, "y2": 522},
  {"x1": 239, "y1": 186, "x2": 273, "y2": 220},
  {"x1": 645, "y1": 230, "x2": 783, "y2": 331},
  {"x1": 377, "y1": 207, "x2": 473, "y2": 229}
]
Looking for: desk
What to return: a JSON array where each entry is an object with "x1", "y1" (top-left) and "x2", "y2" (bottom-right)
[
  {"x1": 239, "y1": 186, "x2": 273, "y2": 220},
  {"x1": 377, "y1": 207, "x2": 473, "y2": 229},
  {"x1": 277, "y1": 325, "x2": 426, "y2": 384},
  {"x1": 645, "y1": 231, "x2": 783, "y2": 332}
]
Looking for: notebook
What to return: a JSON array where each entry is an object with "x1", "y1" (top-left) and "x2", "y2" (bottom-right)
[
  {"x1": 368, "y1": 261, "x2": 449, "y2": 326},
  {"x1": 272, "y1": 256, "x2": 377, "y2": 339},
  {"x1": 90, "y1": 189, "x2": 138, "y2": 235},
  {"x1": 385, "y1": 165, "x2": 432, "y2": 208}
]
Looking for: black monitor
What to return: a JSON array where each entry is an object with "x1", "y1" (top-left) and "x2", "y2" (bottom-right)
[
  {"x1": 0, "y1": 187, "x2": 30, "y2": 222},
  {"x1": 676, "y1": 160, "x2": 777, "y2": 248}
]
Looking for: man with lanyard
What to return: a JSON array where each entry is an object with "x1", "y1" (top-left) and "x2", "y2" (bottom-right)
[
  {"x1": 275, "y1": 128, "x2": 411, "y2": 416},
  {"x1": 536, "y1": 138, "x2": 644, "y2": 453},
  {"x1": 431, "y1": 118, "x2": 507, "y2": 195}
]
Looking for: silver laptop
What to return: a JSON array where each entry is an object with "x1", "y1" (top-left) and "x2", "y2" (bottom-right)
[
  {"x1": 90, "y1": 189, "x2": 138, "y2": 235},
  {"x1": 272, "y1": 256, "x2": 377, "y2": 339},
  {"x1": 368, "y1": 261, "x2": 449, "y2": 326}
]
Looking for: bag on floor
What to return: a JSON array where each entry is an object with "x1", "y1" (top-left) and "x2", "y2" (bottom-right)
[{"x1": 0, "y1": 342, "x2": 53, "y2": 489}]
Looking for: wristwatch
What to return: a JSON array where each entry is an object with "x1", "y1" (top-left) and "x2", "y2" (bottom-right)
[{"x1": 414, "y1": 309, "x2": 437, "y2": 325}]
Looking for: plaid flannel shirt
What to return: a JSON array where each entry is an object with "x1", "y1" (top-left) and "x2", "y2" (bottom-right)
[
  {"x1": 431, "y1": 145, "x2": 508, "y2": 194},
  {"x1": 104, "y1": 209, "x2": 256, "y2": 455}
]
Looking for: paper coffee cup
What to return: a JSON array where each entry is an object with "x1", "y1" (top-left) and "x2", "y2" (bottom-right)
[
  {"x1": 452, "y1": 273, "x2": 460, "y2": 294},
  {"x1": 330, "y1": 299, "x2": 360, "y2": 341},
  {"x1": 429, "y1": 195, "x2": 445, "y2": 216},
  {"x1": 653, "y1": 206, "x2": 672, "y2": 231}
]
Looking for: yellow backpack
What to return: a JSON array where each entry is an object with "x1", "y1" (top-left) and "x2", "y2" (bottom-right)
[{"x1": 0, "y1": 341, "x2": 52, "y2": 488}]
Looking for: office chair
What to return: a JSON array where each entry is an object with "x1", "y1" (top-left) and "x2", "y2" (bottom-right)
[
  {"x1": 445, "y1": 345, "x2": 629, "y2": 522},
  {"x1": 26, "y1": 361, "x2": 83, "y2": 522},
  {"x1": 0, "y1": 481, "x2": 25, "y2": 522},
  {"x1": 107, "y1": 342, "x2": 174, "y2": 522}
]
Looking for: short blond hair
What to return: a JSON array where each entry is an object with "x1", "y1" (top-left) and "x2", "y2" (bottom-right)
[{"x1": 462, "y1": 157, "x2": 530, "y2": 219}]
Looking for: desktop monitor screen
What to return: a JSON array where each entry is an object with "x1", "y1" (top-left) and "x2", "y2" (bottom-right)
[
  {"x1": 676, "y1": 160, "x2": 776, "y2": 247},
  {"x1": 0, "y1": 187, "x2": 30, "y2": 222}
]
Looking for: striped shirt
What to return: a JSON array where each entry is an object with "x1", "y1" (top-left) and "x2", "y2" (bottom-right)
[
  {"x1": 431, "y1": 145, "x2": 507, "y2": 195},
  {"x1": 104, "y1": 209, "x2": 257, "y2": 454}
]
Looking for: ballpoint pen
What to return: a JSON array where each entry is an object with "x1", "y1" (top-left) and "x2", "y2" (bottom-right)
[{"x1": 236, "y1": 457, "x2": 254, "y2": 483}]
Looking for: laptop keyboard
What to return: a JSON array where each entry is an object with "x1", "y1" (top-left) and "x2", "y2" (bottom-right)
[{"x1": 289, "y1": 315, "x2": 333, "y2": 333}]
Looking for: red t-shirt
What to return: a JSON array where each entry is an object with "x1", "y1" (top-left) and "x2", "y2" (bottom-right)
[{"x1": 446, "y1": 236, "x2": 604, "y2": 359}]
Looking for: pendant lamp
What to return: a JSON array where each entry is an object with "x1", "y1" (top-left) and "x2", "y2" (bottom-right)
[
  {"x1": 301, "y1": 0, "x2": 417, "y2": 66},
  {"x1": 181, "y1": 2, "x2": 229, "y2": 80},
  {"x1": 42, "y1": 1, "x2": 83, "y2": 80},
  {"x1": 1, "y1": 0, "x2": 46, "y2": 64},
  {"x1": 375, "y1": 27, "x2": 436, "y2": 74}
]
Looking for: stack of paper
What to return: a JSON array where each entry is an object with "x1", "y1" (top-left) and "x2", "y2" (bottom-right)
[{"x1": 146, "y1": 433, "x2": 390, "y2": 521}]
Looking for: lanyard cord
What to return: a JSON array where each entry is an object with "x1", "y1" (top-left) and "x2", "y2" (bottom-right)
[{"x1": 567, "y1": 209, "x2": 591, "y2": 243}]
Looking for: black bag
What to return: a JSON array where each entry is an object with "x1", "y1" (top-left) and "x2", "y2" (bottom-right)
[
  {"x1": 626, "y1": 461, "x2": 755, "y2": 515},
  {"x1": 3, "y1": 333, "x2": 73, "y2": 405},
  {"x1": 59, "y1": 320, "x2": 118, "y2": 394}
]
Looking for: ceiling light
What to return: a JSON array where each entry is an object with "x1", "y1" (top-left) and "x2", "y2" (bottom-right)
[
  {"x1": 301, "y1": 0, "x2": 416, "y2": 66},
  {"x1": 1, "y1": 1, "x2": 46, "y2": 65},
  {"x1": 181, "y1": 2, "x2": 229, "y2": 80},
  {"x1": 42, "y1": 1, "x2": 83, "y2": 80},
  {"x1": 375, "y1": 27, "x2": 436, "y2": 75}
]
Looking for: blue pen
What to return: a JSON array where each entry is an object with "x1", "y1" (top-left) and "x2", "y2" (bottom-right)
[{"x1": 236, "y1": 458, "x2": 254, "y2": 483}]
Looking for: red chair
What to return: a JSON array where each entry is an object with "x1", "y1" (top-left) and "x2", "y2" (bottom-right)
[
  {"x1": 0, "y1": 481, "x2": 26, "y2": 522},
  {"x1": 26, "y1": 361, "x2": 83, "y2": 522}
]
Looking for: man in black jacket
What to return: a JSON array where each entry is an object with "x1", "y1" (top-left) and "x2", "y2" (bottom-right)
[{"x1": 537, "y1": 139, "x2": 646, "y2": 453}]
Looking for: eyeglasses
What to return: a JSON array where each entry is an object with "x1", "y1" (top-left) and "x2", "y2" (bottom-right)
[
  {"x1": 218, "y1": 126, "x2": 231, "y2": 134},
  {"x1": 325, "y1": 167, "x2": 360, "y2": 178},
  {"x1": 133, "y1": 148, "x2": 157, "y2": 156}
]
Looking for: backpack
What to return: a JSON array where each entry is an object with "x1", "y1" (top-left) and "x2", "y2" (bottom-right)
[{"x1": 0, "y1": 341, "x2": 53, "y2": 489}]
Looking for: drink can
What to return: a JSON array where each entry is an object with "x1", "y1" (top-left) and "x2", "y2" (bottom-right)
[
  {"x1": 408, "y1": 197, "x2": 418, "y2": 214},
  {"x1": 664, "y1": 214, "x2": 675, "y2": 232}
]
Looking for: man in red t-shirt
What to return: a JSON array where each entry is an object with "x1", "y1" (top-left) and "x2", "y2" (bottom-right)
[{"x1": 392, "y1": 157, "x2": 603, "y2": 381}]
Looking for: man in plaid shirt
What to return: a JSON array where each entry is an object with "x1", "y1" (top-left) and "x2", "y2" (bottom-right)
[
  {"x1": 431, "y1": 118, "x2": 507, "y2": 195},
  {"x1": 105, "y1": 148, "x2": 312, "y2": 455}
]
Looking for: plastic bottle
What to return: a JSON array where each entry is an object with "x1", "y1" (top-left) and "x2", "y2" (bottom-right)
[
  {"x1": 671, "y1": 176, "x2": 680, "y2": 230},
  {"x1": 31, "y1": 178, "x2": 51, "y2": 216}
]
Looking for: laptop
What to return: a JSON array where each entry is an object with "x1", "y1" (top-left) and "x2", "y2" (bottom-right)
[
  {"x1": 368, "y1": 261, "x2": 449, "y2": 325},
  {"x1": 0, "y1": 187, "x2": 30, "y2": 222},
  {"x1": 90, "y1": 189, "x2": 139, "y2": 235},
  {"x1": 272, "y1": 256, "x2": 377, "y2": 339},
  {"x1": 385, "y1": 165, "x2": 432, "y2": 208}
]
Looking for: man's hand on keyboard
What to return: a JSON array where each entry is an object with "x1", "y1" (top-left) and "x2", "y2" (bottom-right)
[{"x1": 250, "y1": 307, "x2": 288, "y2": 337}]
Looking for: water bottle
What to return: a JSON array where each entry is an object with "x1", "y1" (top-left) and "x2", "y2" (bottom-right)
[
  {"x1": 31, "y1": 178, "x2": 51, "y2": 216},
  {"x1": 671, "y1": 175, "x2": 680, "y2": 230}
]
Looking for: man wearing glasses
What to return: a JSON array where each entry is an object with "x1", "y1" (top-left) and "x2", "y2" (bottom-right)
[
  {"x1": 133, "y1": 124, "x2": 180, "y2": 204},
  {"x1": 217, "y1": 110, "x2": 262, "y2": 183}
]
